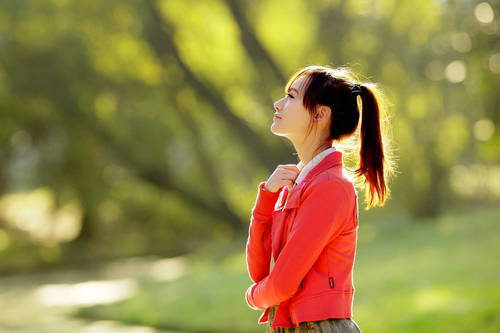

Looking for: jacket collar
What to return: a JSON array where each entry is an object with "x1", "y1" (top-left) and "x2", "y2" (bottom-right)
[
  {"x1": 300, "y1": 151, "x2": 343, "y2": 184},
  {"x1": 284, "y1": 151, "x2": 343, "y2": 209}
]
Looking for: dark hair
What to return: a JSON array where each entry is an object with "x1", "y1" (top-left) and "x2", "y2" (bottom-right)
[{"x1": 285, "y1": 65, "x2": 395, "y2": 208}]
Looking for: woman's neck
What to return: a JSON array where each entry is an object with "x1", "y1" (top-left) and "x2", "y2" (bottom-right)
[{"x1": 293, "y1": 137, "x2": 333, "y2": 168}]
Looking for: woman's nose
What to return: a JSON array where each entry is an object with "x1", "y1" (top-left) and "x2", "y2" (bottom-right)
[{"x1": 274, "y1": 98, "x2": 283, "y2": 111}]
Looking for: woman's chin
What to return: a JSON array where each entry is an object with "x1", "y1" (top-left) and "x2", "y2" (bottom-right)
[
  {"x1": 270, "y1": 130, "x2": 288, "y2": 138},
  {"x1": 270, "y1": 124, "x2": 283, "y2": 136},
  {"x1": 271, "y1": 124, "x2": 295, "y2": 139}
]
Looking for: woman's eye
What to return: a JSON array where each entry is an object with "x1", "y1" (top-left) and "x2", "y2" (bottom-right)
[{"x1": 287, "y1": 93, "x2": 294, "y2": 99}]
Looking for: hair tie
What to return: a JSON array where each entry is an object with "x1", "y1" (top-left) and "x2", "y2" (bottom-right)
[{"x1": 352, "y1": 84, "x2": 362, "y2": 95}]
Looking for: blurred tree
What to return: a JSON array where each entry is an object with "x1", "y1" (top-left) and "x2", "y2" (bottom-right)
[{"x1": 0, "y1": 0, "x2": 499, "y2": 270}]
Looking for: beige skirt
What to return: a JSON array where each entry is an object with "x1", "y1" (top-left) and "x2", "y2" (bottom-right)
[{"x1": 266, "y1": 306, "x2": 362, "y2": 333}]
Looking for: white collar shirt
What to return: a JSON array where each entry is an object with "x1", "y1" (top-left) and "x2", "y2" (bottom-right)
[{"x1": 294, "y1": 147, "x2": 337, "y2": 187}]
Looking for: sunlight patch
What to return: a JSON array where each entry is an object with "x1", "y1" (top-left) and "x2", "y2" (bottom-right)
[
  {"x1": 149, "y1": 257, "x2": 189, "y2": 282},
  {"x1": 35, "y1": 279, "x2": 139, "y2": 307},
  {"x1": 0, "y1": 188, "x2": 83, "y2": 243},
  {"x1": 414, "y1": 288, "x2": 452, "y2": 313}
]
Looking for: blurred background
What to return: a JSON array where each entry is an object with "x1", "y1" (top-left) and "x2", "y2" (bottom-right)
[{"x1": 0, "y1": 0, "x2": 499, "y2": 332}]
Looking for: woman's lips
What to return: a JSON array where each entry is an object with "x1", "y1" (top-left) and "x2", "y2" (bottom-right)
[{"x1": 274, "y1": 114, "x2": 281, "y2": 119}]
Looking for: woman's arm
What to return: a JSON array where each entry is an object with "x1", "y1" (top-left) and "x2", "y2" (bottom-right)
[
  {"x1": 246, "y1": 165, "x2": 300, "y2": 283},
  {"x1": 246, "y1": 181, "x2": 354, "y2": 310},
  {"x1": 246, "y1": 183, "x2": 280, "y2": 283}
]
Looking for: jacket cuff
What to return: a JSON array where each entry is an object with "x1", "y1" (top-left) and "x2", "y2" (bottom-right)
[
  {"x1": 245, "y1": 284, "x2": 257, "y2": 309},
  {"x1": 246, "y1": 283, "x2": 266, "y2": 310},
  {"x1": 252, "y1": 182, "x2": 280, "y2": 217}
]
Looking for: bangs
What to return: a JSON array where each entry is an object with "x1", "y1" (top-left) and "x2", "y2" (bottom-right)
[
  {"x1": 284, "y1": 66, "x2": 337, "y2": 112},
  {"x1": 284, "y1": 68, "x2": 315, "y2": 98}
]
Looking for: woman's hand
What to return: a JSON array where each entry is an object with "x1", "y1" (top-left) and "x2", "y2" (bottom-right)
[{"x1": 264, "y1": 165, "x2": 301, "y2": 193}]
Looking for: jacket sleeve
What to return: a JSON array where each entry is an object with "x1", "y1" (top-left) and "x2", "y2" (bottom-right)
[
  {"x1": 246, "y1": 182, "x2": 281, "y2": 284},
  {"x1": 246, "y1": 181, "x2": 353, "y2": 310}
]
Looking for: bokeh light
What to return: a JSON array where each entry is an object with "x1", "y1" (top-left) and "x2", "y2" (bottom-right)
[
  {"x1": 473, "y1": 118, "x2": 495, "y2": 141},
  {"x1": 451, "y1": 32, "x2": 472, "y2": 53},
  {"x1": 475, "y1": 2, "x2": 494, "y2": 24},
  {"x1": 445, "y1": 60, "x2": 467, "y2": 83},
  {"x1": 488, "y1": 53, "x2": 500, "y2": 73}
]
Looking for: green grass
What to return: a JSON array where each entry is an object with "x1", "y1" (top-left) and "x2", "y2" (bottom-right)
[
  {"x1": 77, "y1": 208, "x2": 500, "y2": 332},
  {"x1": 353, "y1": 208, "x2": 500, "y2": 333}
]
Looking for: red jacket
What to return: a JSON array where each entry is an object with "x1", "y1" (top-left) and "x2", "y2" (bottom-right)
[{"x1": 245, "y1": 151, "x2": 358, "y2": 329}]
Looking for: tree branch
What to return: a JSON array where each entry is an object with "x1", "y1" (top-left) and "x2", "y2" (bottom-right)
[
  {"x1": 143, "y1": 0, "x2": 286, "y2": 169},
  {"x1": 225, "y1": 0, "x2": 287, "y2": 84}
]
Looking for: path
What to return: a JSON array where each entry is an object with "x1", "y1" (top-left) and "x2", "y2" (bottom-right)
[{"x1": 0, "y1": 257, "x2": 188, "y2": 333}]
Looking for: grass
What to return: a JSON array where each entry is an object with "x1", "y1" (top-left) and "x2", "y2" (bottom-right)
[{"x1": 76, "y1": 207, "x2": 500, "y2": 332}]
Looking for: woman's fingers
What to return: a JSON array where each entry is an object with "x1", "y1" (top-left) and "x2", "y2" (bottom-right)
[
  {"x1": 264, "y1": 165, "x2": 301, "y2": 193},
  {"x1": 277, "y1": 164, "x2": 301, "y2": 172}
]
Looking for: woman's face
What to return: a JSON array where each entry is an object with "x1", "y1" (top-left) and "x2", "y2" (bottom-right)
[{"x1": 271, "y1": 76, "x2": 312, "y2": 141}]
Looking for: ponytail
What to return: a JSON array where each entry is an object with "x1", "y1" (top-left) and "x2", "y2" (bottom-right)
[
  {"x1": 283, "y1": 65, "x2": 395, "y2": 209},
  {"x1": 356, "y1": 84, "x2": 394, "y2": 209}
]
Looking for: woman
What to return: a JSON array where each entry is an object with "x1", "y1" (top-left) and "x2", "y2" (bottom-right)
[{"x1": 245, "y1": 65, "x2": 395, "y2": 332}]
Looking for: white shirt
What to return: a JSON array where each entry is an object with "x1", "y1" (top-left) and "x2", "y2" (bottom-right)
[{"x1": 294, "y1": 147, "x2": 336, "y2": 187}]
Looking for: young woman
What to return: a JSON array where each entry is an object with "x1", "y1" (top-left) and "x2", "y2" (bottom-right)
[{"x1": 245, "y1": 65, "x2": 395, "y2": 332}]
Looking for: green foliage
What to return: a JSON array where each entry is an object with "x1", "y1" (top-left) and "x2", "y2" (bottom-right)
[{"x1": 0, "y1": 0, "x2": 499, "y2": 270}]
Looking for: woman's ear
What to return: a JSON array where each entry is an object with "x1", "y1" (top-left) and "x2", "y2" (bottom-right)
[{"x1": 314, "y1": 105, "x2": 331, "y2": 123}]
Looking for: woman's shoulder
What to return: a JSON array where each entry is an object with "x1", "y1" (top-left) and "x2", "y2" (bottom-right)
[
  {"x1": 303, "y1": 168, "x2": 356, "y2": 198},
  {"x1": 310, "y1": 166, "x2": 353, "y2": 186}
]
